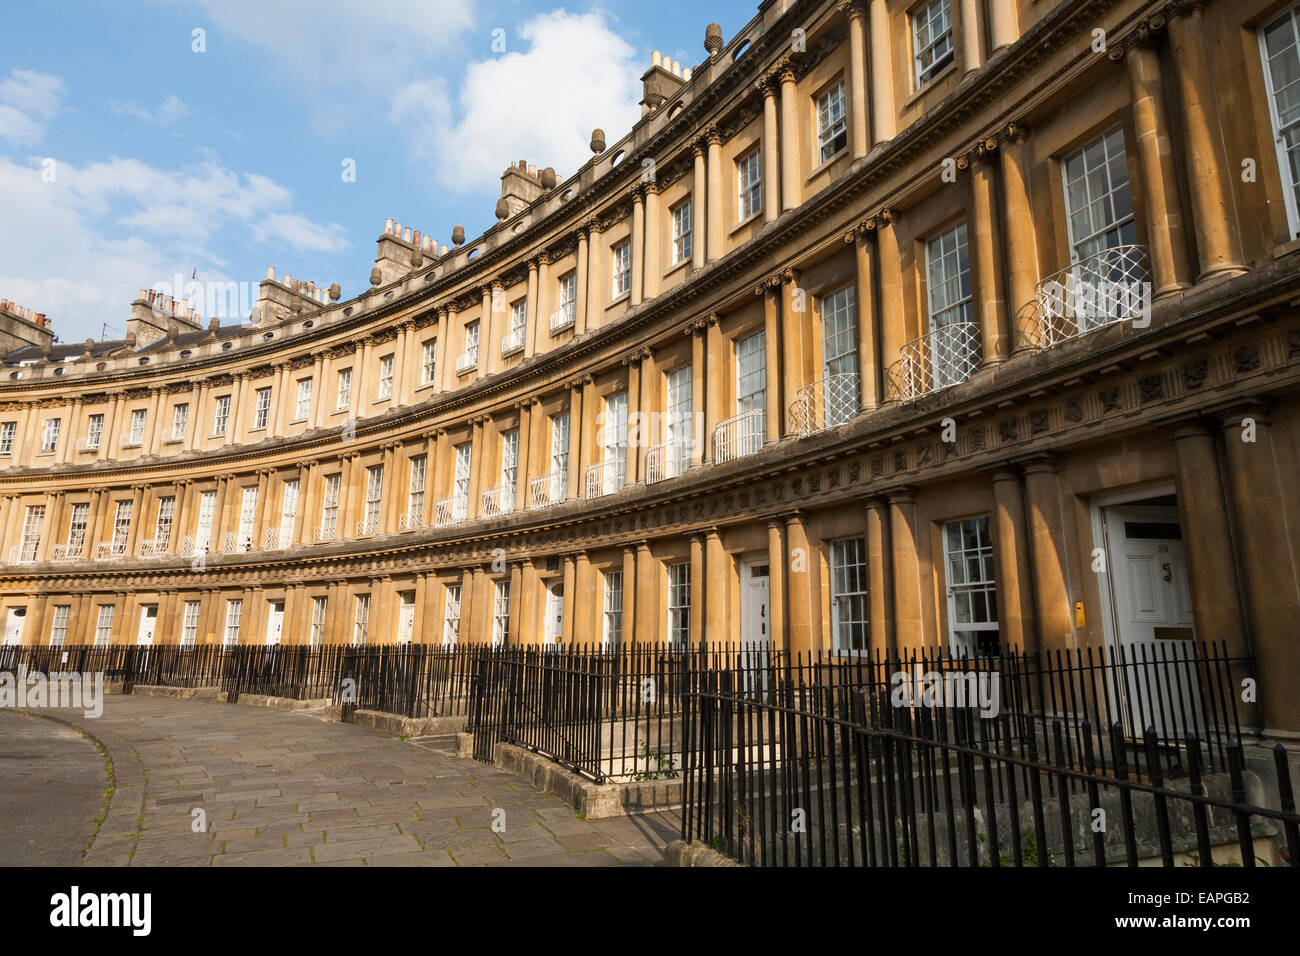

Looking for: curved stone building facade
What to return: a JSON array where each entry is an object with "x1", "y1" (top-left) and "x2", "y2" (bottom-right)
[{"x1": 3, "y1": 0, "x2": 1300, "y2": 741}]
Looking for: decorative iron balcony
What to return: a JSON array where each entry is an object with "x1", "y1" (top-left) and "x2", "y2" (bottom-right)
[
  {"x1": 1031, "y1": 244, "x2": 1152, "y2": 349},
  {"x1": 435, "y1": 496, "x2": 468, "y2": 527},
  {"x1": 138, "y1": 538, "x2": 170, "y2": 556},
  {"x1": 645, "y1": 438, "x2": 692, "y2": 484},
  {"x1": 52, "y1": 542, "x2": 84, "y2": 561},
  {"x1": 355, "y1": 513, "x2": 381, "y2": 537},
  {"x1": 501, "y1": 328, "x2": 524, "y2": 356},
  {"x1": 312, "y1": 524, "x2": 337, "y2": 543},
  {"x1": 585, "y1": 457, "x2": 626, "y2": 499},
  {"x1": 549, "y1": 304, "x2": 575, "y2": 333},
  {"x1": 455, "y1": 347, "x2": 479, "y2": 374},
  {"x1": 181, "y1": 535, "x2": 209, "y2": 557},
  {"x1": 481, "y1": 485, "x2": 515, "y2": 517},
  {"x1": 398, "y1": 509, "x2": 426, "y2": 531},
  {"x1": 96, "y1": 540, "x2": 127, "y2": 560},
  {"x1": 713, "y1": 410, "x2": 764, "y2": 464},
  {"x1": 223, "y1": 531, "x2": 255, "y2": 554},
  {"x1": 265, "y1": 527, "x2": 294, "y2": 550},
  {"x1": 790, "y1": 373, "x2": 860, "y2": 437},
  {"x1": 886, "y1": 322, "x2": 982, "y2": 403},
  {"x1": 529, "y1": 471, "x2": 567, "y2": 509}
]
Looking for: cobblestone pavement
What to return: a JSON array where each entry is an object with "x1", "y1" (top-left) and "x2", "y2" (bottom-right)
[{"x1": 32, "y1": 695, "x2": 677, "y2": 867}]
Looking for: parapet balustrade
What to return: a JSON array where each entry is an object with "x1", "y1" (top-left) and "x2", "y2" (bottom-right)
[
  {"x1": 886, "y1": 322, "x2": 982, "y2": 403},
  {"x1": 645, "y1": 438, "x2": 691, "y2": 483},
  {"x1": 790, "y1": 373, "x2": 860, "y2": 438},
  {"x1": 529, "y1": 472, "x2": 567, "y2": 509},
  {"x1": 585, "y1": 457, "x2": 626, "y2": 499},
  {"x1": 549, "y1": 304, "x2": 575, "y2": 333},
  {"x1": 481, "y1": 485, "x2": 515, "y2": 518},
  {"x1": 1029, "y1": 244, "x2": 1152, "y2": 349},
  {"x1": 712, "y1": 410, "x2": 764, "y2": 464}
]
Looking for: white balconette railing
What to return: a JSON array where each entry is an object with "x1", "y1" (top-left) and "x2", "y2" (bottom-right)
[
  {"x1": 355, "y1": 513, "x2": 381, "y2": 537},
  {"x1": 52, "y1": 542, "x2": 84, "y2": 561},
  {"x1": 529, "y1": 471, "x2": 567, "y2": 509},
  {"x1": 456, "y1": 347, "x2": 479, "y2": 374},
  {"x1": 312, "y1": 524, "x2": 337, "y2": 543},
  {"x1": 138, "y1": 538, "x2": 170, "y2": 556},
  {"x1": 8, "y1": 544, "x2": 38, "y2": 564},
  {"x1": 501, "y1": 328, "x2": 524, "y2": 356},
  {"x1": 886, "y1": 322, "x2": 982, "y2": 403},
  {"x1": 481, "y1": 485, "x2": 515, "y2": 517},
  {"x1": 1031, "y1": 244, "x2": 1152, "y2": 349},
  {"x1": 181, "y1": 535, "x2": 209, "y2": 557},
  {"x1": 223, "y1": 530, "x2": 255, "y2": 554},
  {"x1": 645, "y1": 438, "x2": 692, "y2": 484},
  {"x1": 436, "y1": 496, "x2": 468, "y2": 527},
  {"x1": 585, "y1": 457, "x2": 626, "y2": 499},
  {"x1": 549, "y1": 304, "x2": 575, "y2": 333},
  {"x1": 97, "y1": 540, "x2": 127, "y2": 560},
  {"x1": 790, "y1": 373, "x2": 860, "y2": 438},
  {"x1": 264, "y1": 527, "x2": 295, "y2": 550},
  {"x1": 712, "y1": 410, "x2": 765, "y2": 464},
  {"x1": 398, "y1": 509, "x2": 426, "y2": 531}
]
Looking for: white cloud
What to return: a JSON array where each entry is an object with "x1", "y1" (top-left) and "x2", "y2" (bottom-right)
[
  {"x1": 0, "y1": 69, "x2": 64, "y2": 145},
  {"x1": 0, "y1": 154, "x2": 348, "y2": 342},
  {"x1": 163, "y1": 0, "x2": 475, "y2": 133},
  {"x1": 394, "y1": 9, "x2": 643, "y2": 195},
  {"x1": 111, "y1": 94, "x2": 190, "y2": 127}
]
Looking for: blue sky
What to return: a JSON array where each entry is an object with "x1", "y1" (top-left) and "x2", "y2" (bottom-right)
[{"x1": 0, "y1": 0, "x2": 757, "y2": 344}]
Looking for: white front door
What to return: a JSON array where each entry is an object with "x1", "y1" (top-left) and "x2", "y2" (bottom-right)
[
  {"x1": 1103, "y1": 504, "x2": 1199, "y2": 736},
  {"x1": 136, "y1": 605, "x2": 158, "y2": 646},
  {"x1": 741, "y1": 560, "x2": 771, "y2": 695},
  {"x1": 397, "y1": 595, "x2": 415, "y2": 645},
  {"x1": 265, "y1": 601, "x2": 284, "y2": 646},
  {"x1": 545, "y1": 583, "x2": 563, "y2": 646},
  {"x1": 3, "y1": 608, "x2": 26, "y2": 646}
]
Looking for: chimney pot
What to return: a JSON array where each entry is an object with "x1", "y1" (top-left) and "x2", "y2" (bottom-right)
[
  {"x1": 403, "y1": 227, "x2": 412, "y2": 242},
  {"x1": 385, "y1": 217, "x2": 394, "y2": 234},
  {"x1": 652, "y1": 50, "x2": 661, "y2": 67}
]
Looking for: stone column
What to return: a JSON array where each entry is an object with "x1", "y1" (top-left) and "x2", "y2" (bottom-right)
[
  {"x1": 1167, "y1": 5, "x2": 1246, "y2": 280},
  {"x1": 875, "y1": 213, "x2": 905, "y2": 393},
  {"x1": 760, "y1": 77, "x2": 780, "y2": 222},
  {"x1": 1169, "y1": 421, "x2": 1255, "y2": 724},
  {"x1": 692, "y1": 146, "x2": 707, "y2": 270},
  {"x1": 704, "y1": 314, "x2": 723, "y2": 465},
  {"x1": 625, "y1": 354, "x2": 642, "y2": 484},
  {"x1": 705, "y1": 529, "x2": 727, "y2": 646},
  {"x1": 869, "y1": 0, "x2": 895, "y2": 142},
  {"x1": 960, "y1": 0, "x2": 983, "y2": 73},
  {"x1": 865, "y1": 497, "x2": 895, "y2": 656},
  {"x1": 1218, "y1": 404, "x2": 1300, "y2": 739},
  {"x1": 583, "y1": 222, "x2": 601, "y2": 332},
  {"x1": 851, "y1": 228, "x2": 881, "y2": 408},
  {"x1": 637, "y1": 349, "x2": 654, "y2": 478},
  {"x1": 778, "y1": 66, "x2": 800, "y2": 211},
  {"x1": 575, "y1": 227, "x2": 590, "y2": 335},
  {"x1": 989, "y1": 466, "x2": 1037, "y2": 652},
  {"x1": 761, "y1": 280, "x2": 783, "y2": 441},
  {"x1": 767, "y1": 520, "x2": 787, "y2": 652},
  {"x1": 519, "y1": 559, "x2": 538, "y2": 644},
  {"x1": 441, "y1": 306, "x2": 459, "y2": 391},
  {"x1": 515, "y1": 403, "x2": 531, "y2": 512},
  {"x1": 434, "y1": 309, "x2": 449, "y2": 388},
  {"x1": 989, "y1": 0, "x2": 1018, "y2": 49},
  {"x1": 785, "y1": 512, "x2": 815, "y2": 656},
  {"x1": 888, "y1": 489, "x2": 924, "y2": 652},
  {"x1": 846, "y1": 2, "x2": 870, "y2": 158},
  {"x1": 971, "y1": 150, "x2": 1009, "y2": 364},
  {"x1": 634, "y1": 540, "x2": 655, "y2": 642},
  {"x1": 560, "y1": 555, "x2": 576, "y2": 644},
  {"x1": 566, "y1": 380, "x2": 584, "y2": 500},
  {"x1": 780, "y1": 269, "x2": 807, "y2": 420},
  {"x1": 479, "y1": 287, "x2": 494, "y2": 379},
  {"x1": 392, "y1": 328, "x2": 409, "y2": 406},
  {"x1": 643, "y1": 182, "x2": 661, "y2": 300},
  {"x1": 621, "y1": 546, "x2": 637, "y2": 645},
  {"x1": 689, "y1": 534, "x2": 705, "y2": 648},
  {"x1": 507, "y1": 562, "x2": 523, "y2": 645},
  {"x1": 535, "y1": 256, "x2": 552, "y2": 344},
  {"x1": 706, "y1": 128, "x2": 724, "y2": 260},
  {"x1": 1022, "y1": 456, "x2": 1071, "y2": 655},
  {"x1": 525, "y1": 259, "x2": 540, "y2": 356},
  {"x1": 1126, "y1": 40, "x2": 1192, "y2": 297},
  {"x1": 1000, "y1": 124, "x2": 1039, "y2": 348}
]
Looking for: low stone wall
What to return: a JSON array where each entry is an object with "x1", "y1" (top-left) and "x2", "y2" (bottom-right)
[
  {"x1": 663, "y1": 840, "x2": 743, "y2": 867},
  {"x1": 488, "y1": 742, "x2": 681, "y2": 819},
  {"x1": 348, "y1": 709, "x2": 467, "y2": 737},
  {"x1": 237, "y1": 694, "x2": 336, "y2": 714},
  {"x1": 128, "y1": 684, "x2": 227, "y2": 701}
]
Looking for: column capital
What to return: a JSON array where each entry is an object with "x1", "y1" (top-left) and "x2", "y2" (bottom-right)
[
  {"x1": 885, "y1": 486, "x2": 914, "y2": 505},
  {"x1": 1018, "y1": 453, "x2": 1059, "y2": 476}
]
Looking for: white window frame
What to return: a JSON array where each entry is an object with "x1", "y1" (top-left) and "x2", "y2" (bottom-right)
[
  {"x1": 668, "y1": 562, "x2": 690, "y2": 647},
  {"x1": 49, "y1": 604, "x2": 71, "y2": 647},
  {"x1": 19, "y1": 505, "x2": 44, "y2": 561},
  {"x1": 41, "y1": 417, "x2": 60, "y2": 452},
  {"x1": 336, "y1": 368, "x2": 353, "y2": 410},
  {"x1": 911, "y1": 0, "x2": 955, "y2": 89},
  {"x1": 94, "y1": 605, "x2": 114, "y2": 646},
  {"x1": 421, "y1": 340, "x2": 438, "y2": 385},
  {"x1": 737, "y1": 150, "x2": 762, "y2": 220},
  {"x1": 453, "y1": 443, "x2": 472, "y2": 519},
  {"x1": 0, "y1": 421, "x2": 15, "y2": 455},
  {"x1": 602, "y1": 570, "x2": 624, "y2": 648},
  {"x1": 223, "y1": 599, "x2": 243, "y2": 647},
  {"x1": 170, "y1": 403, "x2": 188, "y2": 441},
  {"x1": 407, "y1": 455, "x2": 427, "y2": 522},
  {"x1": 612, "y1": 240, "x2": 632, "y2": 298},
  {"x1": 1062, "y1": 126, "x2": 1136, "y2": 261},
  {"x1": 353, "y1": 594, "x2": 371, "y2": 645},
  {"x1": 195, "y1": 491, "x2": 216, "y2": 552},
  {"x1": 443, "y1": 584, "x2": 463, "y2": 647},
  {"x1": 816, "y1": 79, "x2": 848, "y2": 164},
  {"x1": 295, "y1": 378, "x2": 313, "y2": 421},
  {"x1": 213, "y1": 395, "x2": 231, "y2": 435},
  {"x1": 181, "y1": 601, "x2": 200, "y2": 647},
  {"x1": 86, "y1": 413, "x2": 104, "y2": 449},
  {"x1": 377, "y1": 355, "x2": 394, "y2": 399},
  {"x1": 309, "y1": 596, "x2": 327, "y2": 646},
  {"x1": 943, "y1": 515, "x2": 1000, "y2": 656},
  {"x1": 830, "y1": 537, "x2": 869, "y2": 654},
  {"x1": 672, "y1": 198, "x2": 694, "y2": 263},
  {"x1": 127, "y1": 409, "x2": 146, "y2": 445},
  {"x1": 1261, "y1": 5, "x2": 1300, "y2": 237},
  {"x1": 492, "y1": 580, "x2": 510, "y2": 647},
  {"x1": 558, "y1": 272, "x2": 577, "y2": 326},
  {"x1": 253, "y1": 387, "x2": 272, "y2": 429},
  {"x1": 278, "y1": 479, "x2": 299, "y2": 545},
  {"x1": 154, "y1": 495, "x2": 175, "y2": 549}
]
